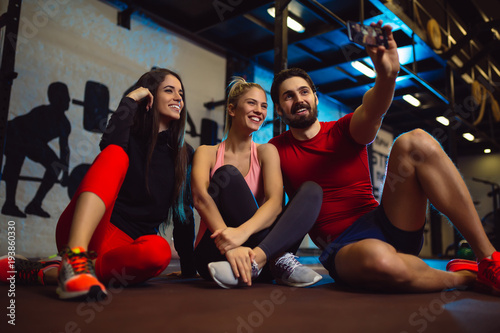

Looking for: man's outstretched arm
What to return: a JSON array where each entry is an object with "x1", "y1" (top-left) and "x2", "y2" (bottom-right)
[{"x1": 349, "y1": 20, "x2": 400, "y2": 145}]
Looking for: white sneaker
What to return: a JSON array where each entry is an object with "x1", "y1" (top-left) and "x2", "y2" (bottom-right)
[
  {"x1": 271, "y1": 253, "x2": 322, "y2": 287},
  {"x1": 208, "y1": 260, "x2": 261, "y2": 289}
]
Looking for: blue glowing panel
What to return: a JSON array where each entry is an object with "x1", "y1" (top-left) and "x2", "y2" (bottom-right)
[
  {"x1": 394, "y1": 76, "x2": 420, "y2": 90},
  {"x1": 309, "y1": 67, "x2": 354, "y2": 85},
  {"x1": 300, "y1": 35, "x2": 341, "y2": 53},
  {"x1": 288, "y1": 44, "x2": 319, "y2": 64},
  {"x1": 397, "y1": 45, "x2": 441, "y2": 65},
  {"x1": 423, "y1": 259, "x2": 448, "y2": 271},
  {"x1": 339, "y1": 61, "x2": 372, "y2": 78},
  {"x1": 329, "y1": 84, "x2": 373, "y2": 101},
  {"x1": 319, "y1": 29, "x2": 355, "y2": 50},
  {"x1": 419, "y1": 68, "x2": 447, "y2": 82},
  {"x1": 362, "y1": 14, "x2": 401, "y2": 29}
]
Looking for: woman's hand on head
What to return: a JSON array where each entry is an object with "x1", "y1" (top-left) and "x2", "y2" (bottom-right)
[
  {"x1": 126, "y1": 87, "x2": 154, "y2": 111},
  {"x1": 225, "y1": 247, "x2": 256, "y2": 286}
]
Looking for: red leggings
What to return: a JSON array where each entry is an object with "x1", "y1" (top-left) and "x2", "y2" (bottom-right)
[{"x1": 55, "y1": 145, "x2": 171, "y2": 285}]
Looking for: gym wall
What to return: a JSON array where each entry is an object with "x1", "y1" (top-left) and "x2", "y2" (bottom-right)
[
  {"x1": 459, "y1": 154, "x2": 500, "y2": 223},
  {"x1": 0, "y1": 0, "x2": 226, "y2": 257}
]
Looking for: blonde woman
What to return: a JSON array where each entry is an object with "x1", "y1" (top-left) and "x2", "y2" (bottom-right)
[{"x1": 191, "y1": 78, "x2": 323, "y2": 288}]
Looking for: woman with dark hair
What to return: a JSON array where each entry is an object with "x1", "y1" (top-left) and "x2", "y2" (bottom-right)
[{"x1": 1, "y1": 68, "x2": 195, "y2": 300}]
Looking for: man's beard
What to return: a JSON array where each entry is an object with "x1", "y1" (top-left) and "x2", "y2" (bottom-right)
[{"x1": 280, "y1": 103, "x2": 318, "y2": 129}]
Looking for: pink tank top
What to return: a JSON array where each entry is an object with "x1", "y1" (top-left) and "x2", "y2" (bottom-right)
[
  {"x1": 210, "y1": 140, "x2": 265, "y2": 204},
  {"x1": 195, "y1": 140, "x2": 265, "y2": 246}
]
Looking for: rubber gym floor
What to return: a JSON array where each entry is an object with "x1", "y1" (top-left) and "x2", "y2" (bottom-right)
[{"x1": 2, "y1": 256, "x2": 500, "y2": 333}]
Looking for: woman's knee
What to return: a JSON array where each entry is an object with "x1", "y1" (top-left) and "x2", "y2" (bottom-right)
[
  {"x1": 208, "y1": 164, "x2": 243, "y2": 198},
  {"x1": 294, "y1": 181, "x2": 323, "y2": 216},
  {"x1": 296, "y1": 181, "x2": 323, "y2": 203},
  {"x1": 301, "y1": 181, "x2": 322, "y2": 196},
  {"x1": 134, "y1": 235, "x2": 171, "y2": 271},
  {"x1": 100, "y1": 144, "x2": 130, "y2": 168}
]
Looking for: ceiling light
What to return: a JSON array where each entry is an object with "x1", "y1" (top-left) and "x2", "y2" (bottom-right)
[
  {"x1": 402, "y1": 94, "x2": 421, "y2": 107},
  {"x1": 267, "y1": 7, "x2": 305, "y2": 33},
  {"x1": 436, "y1": 116, "x2": 449, "y2": 126},
  {"x1": 492, "y1": 28, "x2": 500, "y2": 40},
  {"x1": 451, "y1": 55, "x2": 463, "y2": 67},
  {"x1": 351, "y1": 61, "x2": 376, "y2": 78},
  {"x1": 462, "y1": 133, "x2": 475, "y2": 141},
  {"x1": 484, "y1": 148, "x2": 492, "y2": 154},
  {"x1": 461, "y1": 73, "x2": 473, "y2": 84}
]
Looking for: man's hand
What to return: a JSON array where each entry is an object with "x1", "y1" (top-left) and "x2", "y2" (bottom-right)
[
  {"x1": 211, "y1": 227, "x2": 250, "y2": 254},
  {"x1": 225, "y1": 247, "x2": 256, "y2": 286},
  {"x1": 366, "y1": 20, "x2": 400, "y2": 80},
  {"x1": 349, "y1": 20, "x2": 400, "y2": 145}
]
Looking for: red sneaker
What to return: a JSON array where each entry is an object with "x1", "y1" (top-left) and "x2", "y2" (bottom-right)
[
  {"x1": 0, "y1": 255, "x2": 60, "y2": 285},
  {"x1": 446, "y1": 258, "x2": 478, "y2": 273},
  {"x1": 56, "y1": 247, "x2": 107, "y2": 300},
  {"x1": 476, "y1": 251, "x2": 500, "y2": 296}
]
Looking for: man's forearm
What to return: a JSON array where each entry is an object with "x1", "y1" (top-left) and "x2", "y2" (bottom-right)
[{"x1": 362, "y1": 76, "x2": 396, "y2": 119}]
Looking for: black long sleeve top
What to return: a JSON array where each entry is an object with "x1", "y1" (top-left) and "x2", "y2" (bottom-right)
[{"x1": 99, "y1": 97, "x2": 195, "y2": 276}]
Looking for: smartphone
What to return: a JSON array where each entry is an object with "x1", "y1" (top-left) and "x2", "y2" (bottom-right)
[{"x1": 347, "y1": 21, "x2": 388, "y2": 49}]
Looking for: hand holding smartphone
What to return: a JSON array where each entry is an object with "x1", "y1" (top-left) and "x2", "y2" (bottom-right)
[{"x1": 347, "y1": 21, "x2": 389, "y2": 49}]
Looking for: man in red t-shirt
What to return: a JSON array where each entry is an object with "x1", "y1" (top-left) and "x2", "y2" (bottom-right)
[{"x1": 269, "y1": 21, "x2": 500, "y2": 295}]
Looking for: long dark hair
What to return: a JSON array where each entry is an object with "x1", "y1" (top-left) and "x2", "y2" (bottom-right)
[{"x1": 131, "y1": 68, "x2": 190, "y2": 221}]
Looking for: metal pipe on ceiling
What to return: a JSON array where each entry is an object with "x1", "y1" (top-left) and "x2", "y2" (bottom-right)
[{"x1": 273, "y1": 0, "x2": 291, "y2": 137}]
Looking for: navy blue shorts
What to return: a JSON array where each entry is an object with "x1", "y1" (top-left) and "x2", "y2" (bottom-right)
[{"x1": 319, "y1": 204, "x2": 424, "y2": 283}]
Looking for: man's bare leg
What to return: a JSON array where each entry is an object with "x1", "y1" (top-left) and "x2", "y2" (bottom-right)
[{"x1": 335, "y1": 239, "x2": 475, "y2": 292}]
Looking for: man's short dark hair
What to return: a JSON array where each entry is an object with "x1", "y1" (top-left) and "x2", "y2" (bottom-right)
[{"x1": 270, "y1": 68, "x2": 317, "y2": 107}]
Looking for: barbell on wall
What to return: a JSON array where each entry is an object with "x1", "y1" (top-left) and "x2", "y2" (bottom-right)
[
  {"x1": 17, "y1": 163, "x2": 91, "y2": 200},
  {"x1": 72, "y1": 81, "x2": 113, "y2": 133}
]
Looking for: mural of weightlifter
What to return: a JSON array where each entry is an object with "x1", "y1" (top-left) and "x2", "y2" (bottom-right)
[
  {"x1": 1, "y1": 82, "x2": 71, "y2": 218},
  {"x1": 1, "y1": 78, "x2": 219, "y2": 219}
]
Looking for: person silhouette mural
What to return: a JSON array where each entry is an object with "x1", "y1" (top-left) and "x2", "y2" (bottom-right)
[{"x1": 2, "y1": 82, "x2": 71, "y2": 218}]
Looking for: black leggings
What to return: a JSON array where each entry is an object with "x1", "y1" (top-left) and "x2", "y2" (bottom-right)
[{"x1": 194, "y1": 165, "x2": 323, "y2": 280}]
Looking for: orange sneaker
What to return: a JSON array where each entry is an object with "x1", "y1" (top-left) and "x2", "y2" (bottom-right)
[
  {"x1": 56, "y1": 247, "x2": 107, "y2": 300},
  {"x1": 476, "y1": 251, "x2": 500, "y2": 296},
  {"x1": 446, "y1": 258, "x2": 478, "y2": 273}
]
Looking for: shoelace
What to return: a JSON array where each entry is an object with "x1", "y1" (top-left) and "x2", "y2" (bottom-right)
[
  {"x1": 482, "y1": 262, "x2": 500, "y2": 283},
  {"x1": 69, "y1": 255, "x2": 91, "y2": 274},
  {"x1": 251, "y1": 260, "x2": 260, "y2": 278},
  {"x1": 60, "y1": 248, "x2": 97, "y2": 275},
  {"x1": 275, "y1": 254, "x2": 301, "y2": 273},
  {"x1": 16, "y1": 260, "x2": 44, "y2": 284}
]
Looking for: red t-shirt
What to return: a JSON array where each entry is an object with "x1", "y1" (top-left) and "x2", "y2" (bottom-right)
[{"x1": 269, "y1": 113, "x2": 379, "y2": 249}]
